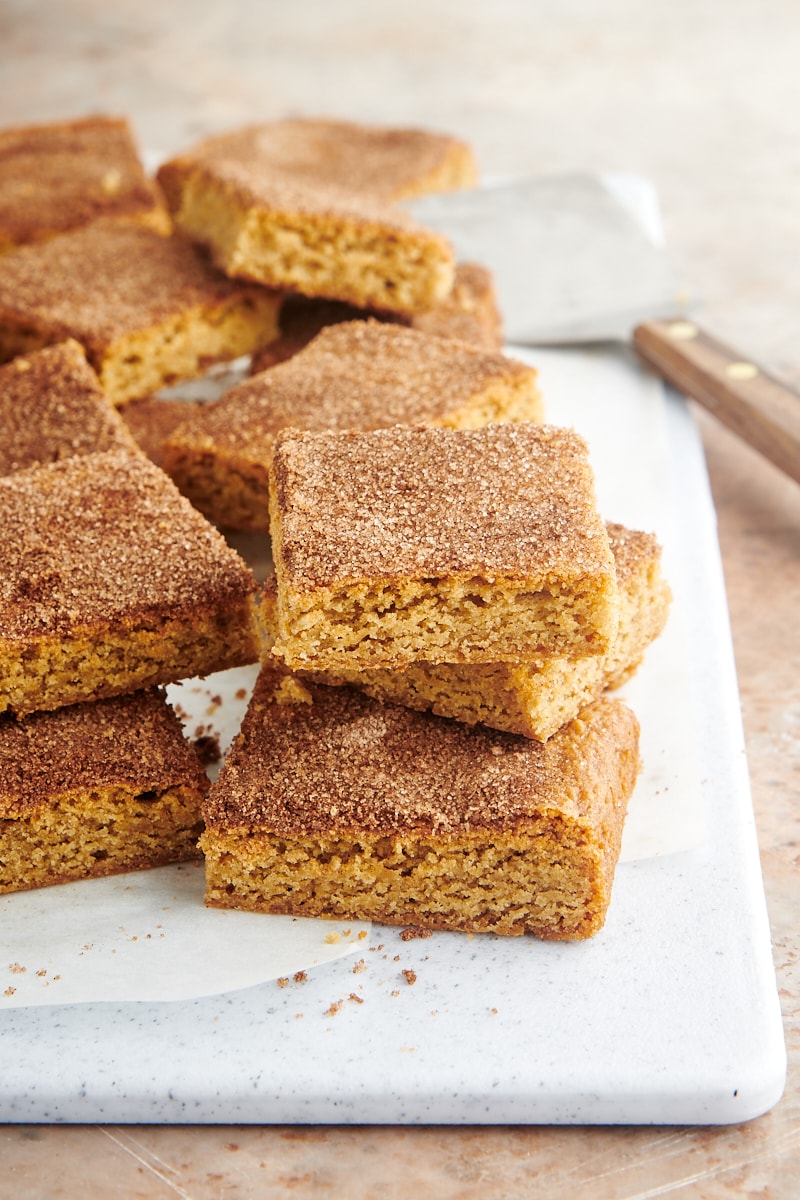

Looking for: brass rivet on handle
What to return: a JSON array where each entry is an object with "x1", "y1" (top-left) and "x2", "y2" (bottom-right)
[
  {"x1": 667, "y1": 321, "x2": 699, "y2": 340},
  {"x1": 726, "y1": 361, "x2": 759, "y2": 381}
]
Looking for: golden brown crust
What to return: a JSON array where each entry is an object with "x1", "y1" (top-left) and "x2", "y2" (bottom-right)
[
  {"x1": 157, "y1": 118, "x2": 477, "y2": 211},
  {"x1": 0, "y1": 340, "x2": 138, "y2": 474},
  {"x1": 202, "y1": 668, "x2": 639, "y2": 839},
  {"x1": 0, "y1": 115, "x2": 167, "y2": 251},
  {"x1": 605, "y1": 522, "x2": 660, "y2": 583},
  {"x1": 0, "y1": 219, "x2": 280, "y2": 377},
  {"x1": 270, "y1": 422, "x2": 610, "y2": 590},
  {"x1": 0, "y1": 688, "x2": 208, "y2": 815},
  {"x1": 166, "y1": 320, "x2": 538, "y2": 461},
  {"x1": 0, "y1": 449, "x2": 257, "y2": 641}
]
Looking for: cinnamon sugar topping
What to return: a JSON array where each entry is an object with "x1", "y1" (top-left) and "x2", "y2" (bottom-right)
[
  {"x1": 0, "y1": 340, "x2": 136, "y2": 474},
  {"x1": 0, "y1": 450, "x2": 256, "y2": 639},
  {"x1": 158, "y1": 117, "x2": 476, "y2": 210},
  {"x1": 171, "y1": 320, "x2": 536, "y2": 457},
  {"x1": 203, "y1": 669, "x2": 638, "y2": 838},
  {"x1": 0, "y1": 689, "x2": 208, "y2": 814},
  {"x1": 271, "y1": 423, "x2": 610, "y2": 588},
  {"x1": 0, "y1": 219, "x2": 268, "y2": 354}
]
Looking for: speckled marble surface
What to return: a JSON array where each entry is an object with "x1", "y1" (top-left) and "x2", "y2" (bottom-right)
[{"x1": 1, "y1": 1, "x2": 799, "y2": 1195}]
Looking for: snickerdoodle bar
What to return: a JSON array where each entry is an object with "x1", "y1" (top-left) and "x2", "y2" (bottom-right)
[
  {"x1": 0, "y1": 114, "x2": 168, "y2": 253},
  {"x1": 261, "y1": 523, "x2": 671, "y2": 741},
  {"x1": 0, "y1": 449, "x2": 260, "y2": 716},
  {"x1": 0, "y1": 219, "x2": 281, "y2": 404},
  {"x1": 268, "y1": 423, "x2": 618, "y2": 671},
  {"x1": 0, "y1": 688, "x2": 208, "y2": 894},
  {"x1": 156, "y1": 118, "x2": 472, "y2": 314},
  {"x1": 200, "y1": 669, "x2": 640, "y2": 940},
  {"x1": 162, "y1": 321, "x2": 542, "y2": 531}
]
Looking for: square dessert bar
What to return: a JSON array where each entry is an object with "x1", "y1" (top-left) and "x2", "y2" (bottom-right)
[
  {"x1": 250, "y1": 262, "x2": 504, "y2": 373},
  {"x1": 0, "y1": 449, "x2": 261, "y2": 716},
  {"x1": 0, "y1": 688, "x2": 208, "y2": 894},
  {"x1": 201, "y1": 669, "x2": 640, "y2": 940},
  {"x1": 268, "y1": 423, "x2": 618, "y2": 671},
  {"x1": 156, "y1": 118, "x2": 472, "y2": 314},
  {"x1": 0, "y1": 340, "x2": 139, "y2": 475},
  {"x1": 261, "y1": 524, "x2": 671, "y2": 741},
  {"x1": 0, "y1": 219, "x2": 281, "y2": 405},
  {"x1": 162, "y1": 321, "x2": 543, "y2": 532},
  {"x1": 0, "y1": 114, "x2": 168, "y2": 253}
]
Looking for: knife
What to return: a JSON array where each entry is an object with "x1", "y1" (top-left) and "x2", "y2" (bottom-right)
[{"x1": 407, "y1": 175, "x2": 800, "y2": 485}]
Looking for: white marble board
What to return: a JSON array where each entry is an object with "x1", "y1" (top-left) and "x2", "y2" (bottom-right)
[{"x1": 0, "y1": 344, "x2": 786, "y2": 1125}]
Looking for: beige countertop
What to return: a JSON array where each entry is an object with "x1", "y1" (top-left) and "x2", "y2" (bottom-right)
[{"x1": 2, "y1": 2, "x2": 798, "y2": 1195}]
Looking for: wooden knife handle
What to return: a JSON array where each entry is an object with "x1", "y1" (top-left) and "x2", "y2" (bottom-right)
[{"x1": 632, "y1": 318, "x2": 800, "y2": 485}]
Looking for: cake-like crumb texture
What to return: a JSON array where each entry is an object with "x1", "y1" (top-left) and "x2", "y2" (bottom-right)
[
  {"x1": 0, "y1": 219, "x2": 281, "y2": 404},
  {"x1": 201, "y1": 670, "x2": 640, "y2": 940},
  {"x1": 0, "y1": 449, "x2": 260, "y2": 715},
  {"x1": 156, "y1": 118, "x2": 470, "y2": 314},
  {"x1": 602, "y1": 523, "x2": 673, "y2": 688},
  {"x1": 260, "y1": 523, "x2": 670, "y2": 740},
  {"x1": 0, "y1": 688, "x2": 208, "y2": 893},
  {"x1": 250, "y1": 262, "x2": 503, "y2": 372},
  {"x1": 0, "y1": 339, "x2": 139, "y2": 474},
  {"x1": 0, "y1": 114, "x2": 168, "y2": 252},
  {"x1": 269, "y1": 423, "x2": 617, "y2": 669},
  {"x1": 163, "y1": 320, "x2": 542, "y2": 531}
]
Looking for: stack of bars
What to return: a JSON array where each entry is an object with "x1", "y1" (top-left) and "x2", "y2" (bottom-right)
[
  {"x1": 0, "y1": 111, "x2": 671, "y2": 946},
  {"x1": 0, "y1": 112, "x2": 496, "y2": 898},
  {"x1": 201, "y1": 421, "x2": 671, "y2": 942},
  {"x1": 0, "y1": 340, "x2": 265, "y2": 894}
]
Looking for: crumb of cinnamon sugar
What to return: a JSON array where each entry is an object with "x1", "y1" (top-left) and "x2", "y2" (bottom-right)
[
  {"x1": 393, "y1": 955, "x2": 401, "y2": 962},
  {"x1": 235, "y1": 688, "x2": 248, "y2": 700},
  {"x1": 277, "y1": 977, "x2": 289, "y2": 988},
  {"x1": 36, "y1": 970, "x2": 46, "y2": 978},
  {"x1": 324, "y1": 932, "x2": 341, "y2": 944},
  {"x1": 348, "y1": 993, "x2": 364, "y2": 1004},
  {"x1": 400, "y1": 927, "x2": 433, "y2": 941},
  {"x1": 402, "y1": 969, "x2": 417, "y2": 986},
  {"x1": 391, "y1": 990, "x2": 400, "y2": 997},
  {"x1": 4, "y1": 987, "x2": 15, "y2": 997},
  {"x1": 193, "y1": 732, "x2": 221, "y2": 766},
  {"x1": 325, "y1": 1000, "x2": 343, "y2": 1016},
  {"x1": 293, "y1": 971, "x2": 307, "y2": 984},
  {"x1": 352, "y1": 959, "x2": 366, "y2": 975},
  {"x1": 8, "y1": 964, "x2": 26, "y2": 974},
  {"x1": 357, "y1": 930, "x2": 367, "y2": 941},
  {"x1": 490, "y1": 1007, "x2": 498, "y2": 1015}
]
